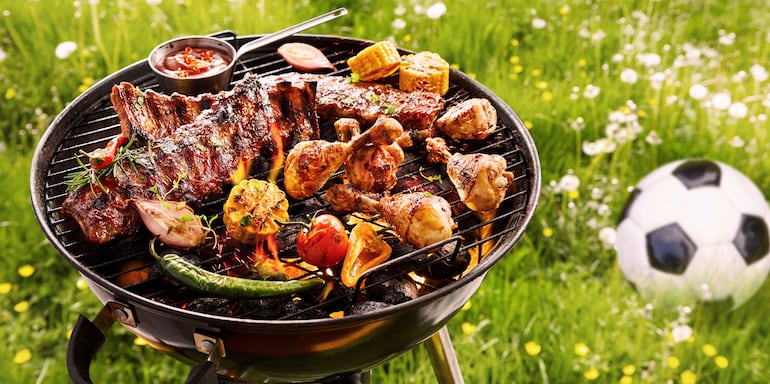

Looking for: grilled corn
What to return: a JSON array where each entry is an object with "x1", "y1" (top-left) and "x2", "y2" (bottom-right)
[
  {"x1": 399, "y1": 51, "x2": 450, "y2": 96},
  {"x1": 223, "y1": 179, "x2": 289, "y2": 244},
  {"x1": 347, "y1": 41, "x2": 402, "y2": 81}
]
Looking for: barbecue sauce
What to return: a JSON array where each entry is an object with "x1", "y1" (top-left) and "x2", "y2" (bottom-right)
[{"x1": 155, "y1": 46, "x2": 231, "y2": 78}]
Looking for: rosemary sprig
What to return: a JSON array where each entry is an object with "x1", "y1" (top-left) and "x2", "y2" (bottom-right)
[{"x1": 64, "y1": 134, "x2": 141, "y2": 194}]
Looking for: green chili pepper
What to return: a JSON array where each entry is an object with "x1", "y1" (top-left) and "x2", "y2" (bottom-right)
[{"x1": 148, "y1": 238, "x2": 324, "y2": 299}]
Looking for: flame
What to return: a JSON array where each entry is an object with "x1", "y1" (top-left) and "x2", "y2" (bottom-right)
[
  {"x1": 267, "y1": 122, "x2": 285, "y2": 183},
  {"x1": 252, "y1": 234, "x2": 306, "y2": 280},
  {"x1": 230, "y1": 158, "x2": 251, "y2": 184}
]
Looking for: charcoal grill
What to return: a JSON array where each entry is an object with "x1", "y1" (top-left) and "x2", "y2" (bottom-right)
[{"x1": 30, "y1": 32, "x2": 540, "y2": 383}]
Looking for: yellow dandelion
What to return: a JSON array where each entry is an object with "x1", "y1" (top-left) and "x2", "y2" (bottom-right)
[
  {"x1": 559, "y1": 5, "x2": 571, "y2": 15},
  {"x1": 461, "y1": 322, "x2": 476, "y2": 335},
  {"x1": 530, "y1": 69, "x2": 541, "y2": 77},
  {"x1": 513, "y1": 64, "x2": 524, "y2": 74},
  {"x1": 0, "y1": 282, "x2": 12, "y2": 294},
  {"x1": 577, "y1": 59, "x2": 587, "y2": 67},
  {"x1": 509, "y1": 55, "x2": 520, "y2": 64},
  {"x1": 574, "y1": 342, "x2": 590, "y2": 357},
  {"x1": 13, "y1": 348, "x2": 32, "y2": 364},
  {"x1": 18, "y1": 264, "x2": 35, "y2": 278},
  {"x1": 5, "y1": 88, "x2": 16, "y2": 100},
  {"x1": 619, "y1": 375, "x2": 633, "y2": 384},
  {"x1": 542, "y1": 227, "x2": 553, "y2": 238},
  {"x1": 524, "y1": 341, "x2": 541, "y2": 356},
  {"x1": 702, "y1": 344, "x2": 717, "y2": 357},
  {"x1": 680, "y1": 369, "x2": 697, "y2": 384},
  {"x1": 666, "y1": 355, "x2": 680, "y2": 369},
  {"x1": 76, "y1": 278, "x2": 89, "y2": 290},
  {"x1": 67, "y1": 328, "x2": 73, "y2": 340},
  {"x1": 714, "y1": 355, "x2": 729, "y2": 369},
  {"x1": 508, "y1": 73, "x2": 518, "y2": 81},
  {"x1": 636, "y1": 109, "x2": 647, "y2": 118},
  {"x1": 450, "y1": 63, "x2": 461, "y2": 70},
  {"x1": 567, "y1": 189, "x2": 579, "y2": 199},
  {"x1": 541, "y1": 91, "x2": 553, "y2": 102},
  {"x1": 622, "y1": 364, "x2": 636, "y2": 375},
  {"x1": 14, "y1": 300, "x2": 30, "y2": 313},
  {"x1": 461, "y1": 300, "x2": 472, "y2": 311},
  {"x1": 510, "y1": 38, "x2": 519, "y2": 47},
  {"x1": 467, "y1": 73, "x2": 476, "y2": 79},
  {"x1": 583, "y1": 367, "x2": 600, "y2": 381},
  {"x1": 523, "y1": 120, "x2": 534, "y2": 129},
  {"x1": 402, "y1": 34, "x2": 412, "y2": 43},
  {"x1": 535, "y1": 80, "x2": 548, "y2": 90},
  {"x1": 78, "y1": 84, "x2": 90, "y2": 93},
  {"x1": 134, "y1": 336, "x2": 149, "y2": 346}
]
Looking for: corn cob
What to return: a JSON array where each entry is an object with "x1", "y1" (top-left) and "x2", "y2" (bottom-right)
[
  {"x1": 223, "y1": 179, "x2": 289, "y2": 244},
  {"x1": 347, "y1": 41, "x2": 402, "y2": 81},
  {"x1": 399, "y1": 51, "x2": 450, "y2": 96}
]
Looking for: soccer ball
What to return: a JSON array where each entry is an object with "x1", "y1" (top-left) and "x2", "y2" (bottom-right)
[{"x1": 616, "y1": 159, "x2": 770, "y2": 308}]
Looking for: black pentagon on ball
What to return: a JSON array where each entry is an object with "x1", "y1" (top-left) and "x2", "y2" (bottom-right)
[
  {"x1": 672, "y1": 159, "x2": 721, "y2": 189},
  {"x1": 646, "y1": 223, "x2": 697, "y2": 275},
  {"x1": 733, "y1": 214, "x2": 770, "y2": 265}
]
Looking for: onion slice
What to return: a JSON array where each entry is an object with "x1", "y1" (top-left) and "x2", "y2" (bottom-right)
[
  {"x1": 277, "y1": 42, "x2": 336, "y2": 72},
  {"x1": 133, "y1": 198, "x2": 207, "y2": 249}
]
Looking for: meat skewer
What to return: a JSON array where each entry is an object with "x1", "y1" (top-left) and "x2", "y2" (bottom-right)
[
  {"x1": 324, "y1": 183, "x2": 456, "y2": 249},
  {"x1": 425, "y1": 137, "x2": 514, "y2": 213},
  {"x1": 283, "y1": 117, "x2": 403, "y2": 199}
]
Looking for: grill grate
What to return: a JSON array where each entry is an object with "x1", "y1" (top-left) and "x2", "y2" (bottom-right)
[{"x1": 35, "y1": 33, "x2": 538, "y2": 321}]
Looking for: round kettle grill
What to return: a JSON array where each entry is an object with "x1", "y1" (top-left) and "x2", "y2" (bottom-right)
[{"x1": 30, "y1": 32, "x2": 540, "y2": 383}]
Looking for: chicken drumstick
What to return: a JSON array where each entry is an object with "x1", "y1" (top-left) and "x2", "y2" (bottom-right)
[
  {"x1": 335, "y1": 117, "x2": 406, "y2": 193},
  {"x1": 425, "y1": 137, "x2": 514, "y2": 212},
  {"x1": 324, "y1": 183, "x2": 456, "y2": 249}
]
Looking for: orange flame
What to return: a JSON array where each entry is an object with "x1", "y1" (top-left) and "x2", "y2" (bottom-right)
[
  {"x1": 230, "y1": 158, "x2": 251, "y2": 184},
  {"x1": 267, "y1": 123, "x2": 285, "y2": 183},
  {"x1": 252, "y1": 234, "x2": 305, "y2": 280}
]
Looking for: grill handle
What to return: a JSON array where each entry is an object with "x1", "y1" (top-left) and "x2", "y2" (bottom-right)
[{"x1": 67, "y1": 306, "x2": 117, "y2": 384}]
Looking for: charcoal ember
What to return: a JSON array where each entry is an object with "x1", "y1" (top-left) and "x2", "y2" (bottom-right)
[
  {"x1": 418, "y1": 244, "x2": 471, "y2": 281},
  {"x1": 281, "y1": 297, "x2": 329, "y2": 319},
  {"x1": 362, "y1": 270, "x2": 419, "y2": 305},
  {"x1": 185, "y1": 298, "x2": 233, "y2": 316},
  {"x1": 240, "y1": 296, "x2": 329, "y2": 320},
  {"x1": 344, "y1": 301, "x2": 392, "y2": 316}
]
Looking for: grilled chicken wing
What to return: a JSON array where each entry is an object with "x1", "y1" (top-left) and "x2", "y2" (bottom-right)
[
  {"x1": 283, "y1": 117, "x2": 404, "y2": 199},
  {"x1": 324, "y1": 183, "x2": 455, "y2": 249},
  {"x1": 426, "y1": 137, "x2": 514, "y2": 212},
  {"x1": 434, "y1": 98, "x2": 497, "y2": 140}
]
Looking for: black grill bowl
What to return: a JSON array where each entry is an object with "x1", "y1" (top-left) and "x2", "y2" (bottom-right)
[{"x1": 30, "y1": 33, "x2": 540, "y2": 383}]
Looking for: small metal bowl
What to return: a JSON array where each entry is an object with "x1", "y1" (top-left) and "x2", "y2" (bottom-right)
[{"x1": 148, "y1": 35, "x2": 237, "y2": 95}]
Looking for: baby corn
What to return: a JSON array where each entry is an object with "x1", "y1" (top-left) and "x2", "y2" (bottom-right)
[
  {"x1": 347, "y1": 41, "x2": 402, "y2": 81},
  {"x1": 399, "y1": 52, "x2": 450, "y2": 96}
]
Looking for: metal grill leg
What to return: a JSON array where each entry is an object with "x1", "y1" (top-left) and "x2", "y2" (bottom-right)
[{"x1": 423, "y1": 326, "x2": 465, "y2": 384}]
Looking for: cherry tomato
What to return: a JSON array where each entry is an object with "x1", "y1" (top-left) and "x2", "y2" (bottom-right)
[
  {"x1": 277, "y1": 42, "x2": 337, "y2": 72},
  {"x1": 296, "y1": 214, "x2": 349, "y2": 267}
]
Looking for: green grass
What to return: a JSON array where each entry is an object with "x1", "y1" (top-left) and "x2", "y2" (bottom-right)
[{"x1": 3, "y1": 0, "x2": 770, "y2": 382}]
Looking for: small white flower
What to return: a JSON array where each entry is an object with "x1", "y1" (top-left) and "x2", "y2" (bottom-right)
[
  {"x1": 146, "y1": 0, "x2": 161, "y2": 4},
  {"x1": 750, "y1": 64, "x2": 768, "y2": 82},
  {"x1": 391, "y1": 18, "x2": 406, "y2": 30},
  {"x1": 711, "y1": 92, "x2": 732, "y2": 110},
  {"x1": 611, "y1": 53, "x2": 624, "y2": 63},
  {"x1": 598, "y1": 227, "x2": 616, "y2": 249},
  {"x1": 582, "y1": 138, "x2": 616, "y2": 156},
  {"x1": 426, "y1": 2, "x2": 447, "y2": 19},
  {"x1": 671, "y1": 324, "x2": 693, "y2": 343},
  {"x1": 645, "y1": 130, "x2": 662, "y2": 145},
  {"x1": 728, "y1": 102, "x2": 748, "y2": 118},
  {"x1": 394, "y1": 5, "x2": 407, "y2": 16},
  {"x1": 592, "y1": 29, "x2": 607, "y2": 43},
  {"x1": 0, "y1": 48, "x2": 6, "y2": 62},
  {"x1": 620, "y1": 68, "x2": 638, "y2": 84},
  {"x1": 637, "y1": 52, "x2": 661, "y2": 67},
  {"x1": 688, "y1": 84, "x2": 708, "y2": 100},
  {"x1": 583, "y1": 84, "x2": 600, "y2": 99},
  {"x1": 532, "y1": 17, "x2": 547, "y2": 29},
  {"x1": 55, "y1": 41, "x2": 78, "y2": 60},
  {"x1": 558, "y1": 173, "x2": 580, "y2": 192},
  {"x1": 649, "y1": 72, "x2": 666, "y2": 90},
  {"x1": 718, "y1": 31, "x2": 736, "y2": 46},
  {"x1": 729, "y1": 136, "x2": 746, "y2": 148}
]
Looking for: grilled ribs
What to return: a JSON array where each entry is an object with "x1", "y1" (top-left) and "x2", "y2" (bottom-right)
[
  {"x1": 62, "y1": 73, "x2": 446, "y2": 244},
  {"x1": 63, "y1": 74, "x2": 319, "y2": 243}
]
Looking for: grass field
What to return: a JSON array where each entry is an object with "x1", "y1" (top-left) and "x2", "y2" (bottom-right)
[{"x1": 3, "y1": 0, "x2": 770, "y2": 382}]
